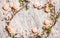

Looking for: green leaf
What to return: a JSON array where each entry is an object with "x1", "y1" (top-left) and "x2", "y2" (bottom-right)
[
  {"x1": 19, "y1": 0, "x2": 24, "y2": 3},
  {"x1": 56, "y1": 13, "x2": 60, "y2": 19},
  {"x1": 6, "y1": 22, "x2": 9, "y2": 25},
  {"x1": 11, "y1": 33, "x2": 18, "y2": 38},
  {"x1": 50, "y1": 13, "x2": 56, "y2": 20},
  {"x1": 26, "y1": 4, "x2": 30, "y2": 10},
  {"x1": 46, "y1": 27, "x2": 51, "y2": 34},
  {"x1": 11, "y1": 35, "x2": 15, "y2": 38}
]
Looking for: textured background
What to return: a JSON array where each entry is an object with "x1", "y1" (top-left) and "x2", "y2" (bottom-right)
[{"x1": 0, "y1": 0, "x2": 60, "y2": 38}]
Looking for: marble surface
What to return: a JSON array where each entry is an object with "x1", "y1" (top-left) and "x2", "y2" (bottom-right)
[{"x1": 0, "y1": 0, "x2": 60, "y2": 38}]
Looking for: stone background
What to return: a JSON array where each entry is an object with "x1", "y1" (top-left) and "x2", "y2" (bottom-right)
[{"x1": 0, "y1": 0, "x2": 60, "y2": 38}]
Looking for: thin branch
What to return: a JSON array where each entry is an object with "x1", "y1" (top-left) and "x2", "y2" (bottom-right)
[{"x1": 10, "y1": 5, "x2": 25, "y2": 21}]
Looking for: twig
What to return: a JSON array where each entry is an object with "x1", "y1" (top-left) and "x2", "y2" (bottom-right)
[{"x1": 10, "y1": 5, "x2": 25, "y2": 21}]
